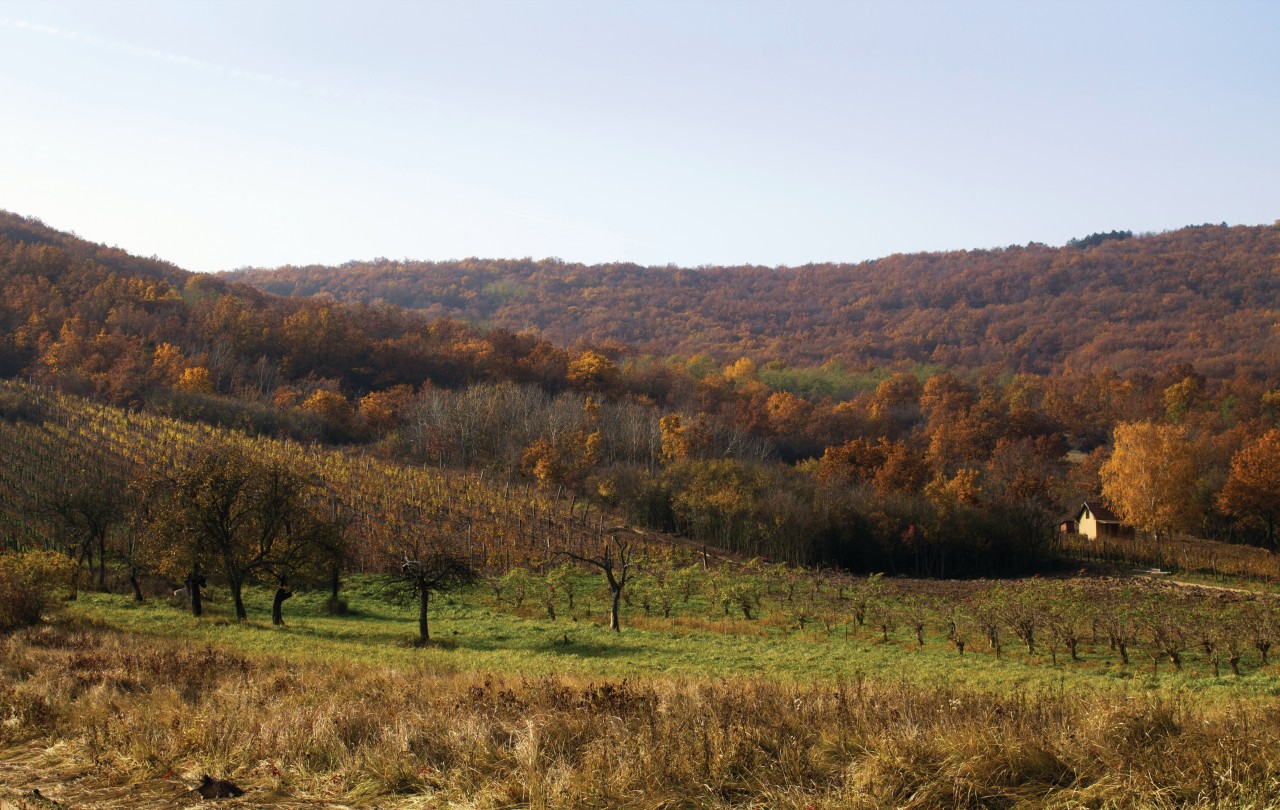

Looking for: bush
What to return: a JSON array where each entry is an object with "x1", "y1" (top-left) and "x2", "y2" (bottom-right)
[
  {"x1": 0, "y1": 388, "x2": 44, "y2": 423},
  {"x1": 146, "y1": 389, "x2": 325, "y2": 441},
  {"x1": 0, "y1": 550, "x2": 77, "y2": 631}
]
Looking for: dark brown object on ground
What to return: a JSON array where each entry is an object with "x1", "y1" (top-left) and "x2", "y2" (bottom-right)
[{"x1": 194, "y1": 775, "x2": 244, "y2": 800}]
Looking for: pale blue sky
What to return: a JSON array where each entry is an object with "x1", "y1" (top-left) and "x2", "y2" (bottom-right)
[{"x1": 1, "y1": 0, "x2": 1276, "y2": 272}]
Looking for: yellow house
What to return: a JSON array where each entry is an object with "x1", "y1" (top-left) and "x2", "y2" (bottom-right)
[{"x1": 1074, "y1": 502, "x2": 1133, "y2": 540}]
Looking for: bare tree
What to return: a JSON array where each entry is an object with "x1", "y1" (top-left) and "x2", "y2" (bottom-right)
[
  {"x1": 394, "y1": 545, "x2": 476, "y2": 643},
  {"x1": 561, "y1": 536, "x2": 635, "y2": 632}
]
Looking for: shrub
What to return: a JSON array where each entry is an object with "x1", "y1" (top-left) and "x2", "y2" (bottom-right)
[
  {"x1": 0, "y1": 388, "x2": 44, "y2": 423},
  {"x1": 0, "y1": 550, "x2": 77, "y2": 631}
]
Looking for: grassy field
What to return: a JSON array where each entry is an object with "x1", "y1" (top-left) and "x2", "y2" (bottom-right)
[
  {"x1": 60, "y1": 573, "x2": 1280, "y2": 699},
  {"x1": 4, "y1": 575, "x2": 1280, "y2": 808}
]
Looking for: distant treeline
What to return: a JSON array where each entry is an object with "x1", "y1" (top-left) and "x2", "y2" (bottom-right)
[
  {"x1": 1066, "y1": 229, "x2": 1132, "y2": 249},
  {"x1": 224, "y1": 222, "x2": 1280, "y2": 378}
]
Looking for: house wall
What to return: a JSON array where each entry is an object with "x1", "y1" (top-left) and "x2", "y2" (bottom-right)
[
  {"x1": 1080, "y1": 513, "x2": 1133, "y2": 540},
  {"x1": 1096, "y1": 521, "x2": 1131, "y2": 538},
  {"x1": 1079, "y1": 513, "x2": 1098, "y2": 539}
]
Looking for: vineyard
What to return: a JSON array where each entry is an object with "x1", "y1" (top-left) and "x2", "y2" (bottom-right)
[
  {"x1": 1060, "y1": 530, "x2": 1280, "y2": 582},
  {"x1": 0, "y1": 380, "x2": 677, "y2": 578}
]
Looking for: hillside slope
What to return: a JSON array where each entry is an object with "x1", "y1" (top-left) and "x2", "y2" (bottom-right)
[
  {"x1": 0, "y1": 211, "x2": 581, "y2": 404},
  {"x1": 224, "y1": 224, "x2": 1280, "y2": 378},
  {"x1": 0, "y1": 211, "x2": 189, "y2": 286}
]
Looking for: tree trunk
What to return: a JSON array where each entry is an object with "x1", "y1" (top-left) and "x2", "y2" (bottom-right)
[
  {"x1": 231, "y1": 578, "x2": 247, "y2": 620},
  {"x1": 418, "y1": 581, "x2": 431, "y2": 642},
  {"x1": 129, "y1": 570, "x2": 143, "y2": 602},
  {"x1": 97, "y1": 534, "x2": 107, "y2": 591},
  {"x1": 272, "y1": 577, "x2": 293, "y2": 626},
  {"x1": 188, "y1": 569, "x2": 203, "y2": 617},
  {"x1": 609, "y1": 585, "x2": 621, "y2": 632}
]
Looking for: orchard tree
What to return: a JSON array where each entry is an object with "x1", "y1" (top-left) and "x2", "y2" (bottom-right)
[
  {"x1": 117, "y1": 479, "x2": 163, "y2": 602},
  {"x1": 943, "y1": 602, "x2": 972, "y2": 656},
  {"x1": 394, "y1": 542, "x2": 476, "y2": 643},
  {"x1": 500, "y1": 567, "x2": 535, "y2": 609},
  {"x1": 1000, "y1": 583, "x2": 1045, "y2": 656},
  {"x1": 562, "y1": 536, "x2": 635, "y2": 632},
  {"x1": 1097, "y1": 586, "x2": 1140, "y2": 665},
  {"x1": 268, "y1": 515, "x2": 345, "y2": 626},
  {"x1": 1217, "y1": 429, "x2": 1280, "y2": 550},
  {"x1": 898, "y1": 595, "x2": 933, "y2": 649},
  {"x1": 41, "y1": 463, "x2": 127, "y2": 591},
  {"x1": 149, "y1": 443, "x2": 337, "y2": 620},
  {"x1": 1100, "y1": 421, "x2": 1198, "y2": 546},
  {"x1": 545, "y1": 561, "x2": 579, "y2": 617}
]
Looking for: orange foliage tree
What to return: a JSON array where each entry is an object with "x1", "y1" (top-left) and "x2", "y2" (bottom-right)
[
  {"x1": 1100, "y1": 422, "x2": 1198, "y2": 546},
  {"x1": 1217, "y1": 429, "x2": 1280, "y2": 550}
]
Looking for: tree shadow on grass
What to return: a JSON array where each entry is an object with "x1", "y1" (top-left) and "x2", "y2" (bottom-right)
[
  {"x1": 411, "y1": 628, "x2": 639, "y2": 660},
  {"x1": 537, "y1": 632, "x2": 640, "y2": 660},
  {"x1": 396, "y1": 636, "x2": 459, "y2": 650}
]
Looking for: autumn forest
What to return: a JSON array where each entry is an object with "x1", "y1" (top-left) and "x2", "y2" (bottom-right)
[{"x1": 5, "y1": 212, "x2": 1279, "y2": 570}]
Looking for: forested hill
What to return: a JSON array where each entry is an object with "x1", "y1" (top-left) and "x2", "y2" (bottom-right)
[
  {"x1": 223, "y1": 224, "x2": 1280, "y2": 378},
  {"x1": 0, "y1": 210, "x2": 577, "y2": 403},
  {"x1": 0, "y1": 212, "x2": 189, "y2": 286}
]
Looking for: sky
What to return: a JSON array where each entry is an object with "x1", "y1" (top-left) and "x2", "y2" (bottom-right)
[{"x1": 0, "y1": 0, "x2": 1277, "y2": 273}]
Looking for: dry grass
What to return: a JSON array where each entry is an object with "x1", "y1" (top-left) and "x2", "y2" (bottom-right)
[
  {"x1": 1061, "y1": 532, "x2": 1280, "y2": 582},
  {"x1": 4, "y1": 621, "x2": 1280, "y2": 808}
]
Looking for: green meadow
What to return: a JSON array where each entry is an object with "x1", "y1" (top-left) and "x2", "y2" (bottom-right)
[{"x1": 68, "y1": 574, "x2": 1280, "y2": 702}]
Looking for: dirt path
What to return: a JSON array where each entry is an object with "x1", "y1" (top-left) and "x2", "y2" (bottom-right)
[{"x1": 1133, "y1": 571, "x2": 1262, "y2": 595}]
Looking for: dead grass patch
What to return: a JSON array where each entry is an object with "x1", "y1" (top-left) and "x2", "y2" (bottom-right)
[{"x1": 4, "y1": 622, "x2": 1280, "y2": 808}]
